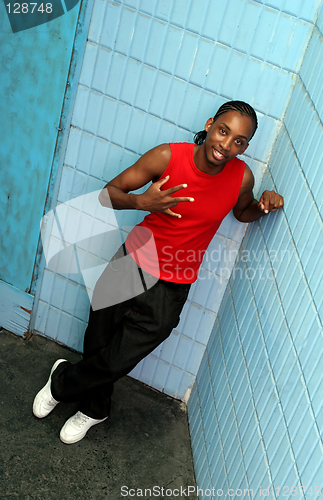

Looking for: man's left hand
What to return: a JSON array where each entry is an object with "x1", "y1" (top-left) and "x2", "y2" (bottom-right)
[{"x1": 258, "y1": 190, "x2": 284, "y2": 214}]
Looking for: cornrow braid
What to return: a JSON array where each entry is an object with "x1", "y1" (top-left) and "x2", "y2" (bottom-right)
[{"x1": 193, "y1": 100, "x2": 258, "y2": 145}]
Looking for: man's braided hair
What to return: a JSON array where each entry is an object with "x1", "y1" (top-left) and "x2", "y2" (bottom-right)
[{"x1": 193, "y1": 100, "x2": 258, "y2": 145}]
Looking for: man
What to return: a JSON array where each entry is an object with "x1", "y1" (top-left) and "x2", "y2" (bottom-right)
[{"x1": 33, "y1": 101, "x2": 284, "y2": 444}]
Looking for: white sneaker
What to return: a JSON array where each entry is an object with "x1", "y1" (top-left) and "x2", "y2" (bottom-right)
[
  {"x1": 60, "y1": 411, "x2": 107, "y2": 444},
  {"x1": 33, "y1": 359, "x2": 66, "y2": 418}
]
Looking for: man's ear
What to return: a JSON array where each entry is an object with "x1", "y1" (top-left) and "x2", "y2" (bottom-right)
[{"x1": 204, "y1": 118, "x2": 214, "y2": 132}]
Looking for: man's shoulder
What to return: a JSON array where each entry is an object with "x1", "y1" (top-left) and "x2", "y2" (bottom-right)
[{"x1": 240, "y1": 163, "x2": 254, "y2": 190}]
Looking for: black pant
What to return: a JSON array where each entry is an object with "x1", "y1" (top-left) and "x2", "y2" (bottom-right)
[{"x1": 51, "y1": 246, "x2": 190, "y2": 419}]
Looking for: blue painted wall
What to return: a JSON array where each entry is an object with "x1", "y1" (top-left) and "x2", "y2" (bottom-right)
[
  {"x1": 0, "y1": 1, "x2": 81, "y2": 292},
  {"x1": 188, "y1": 3, "x2": 323, "y2": 497}
]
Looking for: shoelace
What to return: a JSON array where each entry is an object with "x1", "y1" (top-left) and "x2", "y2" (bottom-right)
[
  {"x1": 74, "y1": 412, "x2": 90, "y2": 428},
  {"x1": 47, "y1": 397, "x2": 57, "y2": 407}
]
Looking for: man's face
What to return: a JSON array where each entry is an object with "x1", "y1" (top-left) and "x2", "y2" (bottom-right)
[{"x1": 203, "y1": 110, "x2": 255, "y2": 167}]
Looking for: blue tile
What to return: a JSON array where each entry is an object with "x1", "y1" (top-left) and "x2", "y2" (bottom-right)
[
  {"x1": 285, "y1": 0, "x2": 322, "y2": 23},
  {"x1": 210, "y1": 461, "x2": 228, "y2": 492},
  {"x1": 234, "y1": 1, "x2": 263, "y2": 55},
  {"x1": 100, "y1": 142, "x2": 122, "y2": 181},
  {"x1": 77, "y1": 133, "x2": 95, "y2": 175},
  {"x1": 241, "y1": 427, "x2": 264, "y2": 472},
  {"x1": 144, "y1": 18, "x2": 167, "y2": 67},
  {"x1": 154, "y1": 0, "x2": 173, "y2": 22},
  {"x1": 129, "y1": 12, "x2": 151, "y2": 61},
  {"x1": 119, "y1": 59, "x2": 142, "y2": 104},
  {"x1": 251, "y1": 7, "x2": 281, "y2": 59},
  {"x1": 247, "y1": 115, "x2": 281, "y2": 163},
  {"x1": 317, "y1": 2, "x2": 323, "y2": 34},
  {"x1": 204, "y1": 43, "x2": 230, "y2": 94},
  {"x1": 124, "y1": 107, "x2": 147, "y2": 151},
  {"x1": 217, "y1": 0, "x2": 246, "y2": 47},
  {"x1": 271, "y1": 336, "x2": 294, "y2": 384},
  {"x1": 299, "y1": 446, "x2": 323, "y2": 489},
  {"x1": 98, "y1": 1, "x2": 121, "y2": 49},
  {"x1": 134, "y1": 65, "x2": 156, "y2": 112},
  {"x1": 219, "y1": 50, "x2": 248, "y2": 101},
  {"x1": 151, "y1": 359, "x2": 170, "y2": 392},
  {"x1": 72, "y1": 86, "x2": 90, "y2": 129},
  {"x1": 159, "y1": 25, "x2": 183, "y2": 74},
  {"x1": 227, "y1": 354, "x2": 247, "y2": 391},
  {"x1": 148, "y1": 71, "x2": 172, "y2": 117},
  {"x1": 300, "y1": 31, "x2": 321, "y2": 90},
  {"x1": 177, "y1": 83, "x2": 203, "y2": 131},
  {"x1": 185, "y1": 341, "x2": 205, "y2": 375},
  {"x1": 280, "y1": 18, "x2": 312, "y2": 73},
  {"x1": 304, "y1": 339, "x2": 323, "y2": 401},
  {"x1": 190, "y1": 38, "x2": 215, "y2": 88},
  {"x1": 159, "y1": 331, "x2": 179, "y2": 364},
  {"x1": 220, "y1": 415, "x2": 237, "y2": 453},
  {"x1": 236, "y1": 401, "x2": 255, "y2": 447},
  {"x1": 88, "y1": 0, "x2": 110, "y2": 44},
  {"x1": 186, "y1": 0, "x2": 209, "y2": 34},
  {"x1": 164, "y1": 364, "x2": 185, "y2": 398},
  {"x1": 169, "y1": 0, "x2": 190, "y2": 28},
  {"x1": 137, "y1": 113, "x2": 161, "y2": 153},
  {"x1": 163, "y1": 77, "x2": 187, "y2": 123},
  {"x1": 80, "y1": 42, "x2": 98, "y2": 88},
  {"x1": 140, "y1": 0, "x2": 156, "y2": 15},
  {"x1": 295, "y1": 426, "x2": 321, "y2": 473},
  {"x1": 138, "y1": 355, "x2": 158, "y2": 386},
  {"x1": 111, "y1": 102, "x2": 132, "y2": 147},
  {"x1": 277, "y1": 369, "x2": 307, "y2": 426},
  {"x1": 203, "y1": 404, "x2": 217, "y2": 445},
  {"x1": 174, "y1": 31, "x2": 199, "y2": 81},
  {"x1": 226, "y1": 440, "x2": 244, "y2": 485},
  {"x1": 271, "y1": 453, "x2": 298, "y2": 491},
  {"x1": 64, "y1": 316, "x2": 86, "y2": 352},
  {"x1": 114, "y1": 7, "x2": 137, "y2": 55},
  {"x1": 252, "y1": 8, "x2": 311, "y2": 72},
  {"x1": 248, "y1": 461, "x2": 271, "y2": 497},
  {"x1": 105, "y1": 53, "x2": 127, "y2": 99},
  {"x1": 124, "y1": 0, "x2": 140, "y2": 10}
]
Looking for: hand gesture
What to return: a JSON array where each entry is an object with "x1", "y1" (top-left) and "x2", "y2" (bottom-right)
[
  {"x1": 258, "y1": 190, "x2": 284, "y2": 214},
  {"x1": 138, "y1": 175, "x2": 194, "y2": 218}
]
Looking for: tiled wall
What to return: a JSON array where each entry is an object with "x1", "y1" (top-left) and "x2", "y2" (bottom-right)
[
  {"x1": 34, "y1": 0, "x2": 316, "y2": 400},
  {"x1": 188, "y1": 4, "x2": 323, "y2": 497}
]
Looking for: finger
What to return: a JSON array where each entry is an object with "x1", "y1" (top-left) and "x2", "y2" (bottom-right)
[
  {"x1": 270, "y1": 196, "x2": 284, "y2": 212},
  {"x1": 258, "y1": 195, "x2": 266, "y2": 213},
  {"x1": 169, "y1": 196, "x2": 195, "y2": 204},
  {"x1": 163, "y1": 208, "x2": 182, "y2": 218},
  {"x1": 275, "y1": 195, "x2": 284, "y2": 209},
  {"x1": 156, "y1": 175, "x2": 170, "y2": 188},
  {"x1": 164, "y1": 183, "x2": 189, "y2": 195}
]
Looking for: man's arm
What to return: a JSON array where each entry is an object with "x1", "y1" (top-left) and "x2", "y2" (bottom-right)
[
  {"x1": 233, "y1": 165, "x2": 284, "y2": 223},
  {"x1": 98, "y1": 144, "x2": 194, "y2": 218}
]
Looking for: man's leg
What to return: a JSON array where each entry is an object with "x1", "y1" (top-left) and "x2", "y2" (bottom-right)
[
  {"x1": 51, "y1": 279, "x2": 190, "y2": 443},
  {"x1": 51, "y1": 279, "x2": 190, "y2": 418}
]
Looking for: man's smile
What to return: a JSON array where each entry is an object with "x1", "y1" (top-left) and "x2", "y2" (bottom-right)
[{"x1": 212, "y1": 148, "x2": 227, "y2": 161}]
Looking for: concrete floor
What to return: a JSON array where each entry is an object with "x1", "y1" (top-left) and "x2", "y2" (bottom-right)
[{"x1": 0, "y1": 329, "x2": 198, "y2": 500}]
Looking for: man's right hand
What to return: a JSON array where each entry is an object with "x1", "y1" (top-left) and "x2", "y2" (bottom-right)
[
  {"x1": 136, "y1": 175, "x2": 194, "y2": 218},
  {"x1": 100, "y1": 144, "x2": 195, "y2": 217}
]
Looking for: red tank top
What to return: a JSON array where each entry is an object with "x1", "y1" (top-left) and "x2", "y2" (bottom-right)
[{"x1": 126, "y1": 142, "x2": 245, "y2": 283}]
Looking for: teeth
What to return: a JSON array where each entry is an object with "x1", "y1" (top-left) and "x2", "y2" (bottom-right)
[{"x1": 214, "y1": 149, "x2": 224, "y2": 159}]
